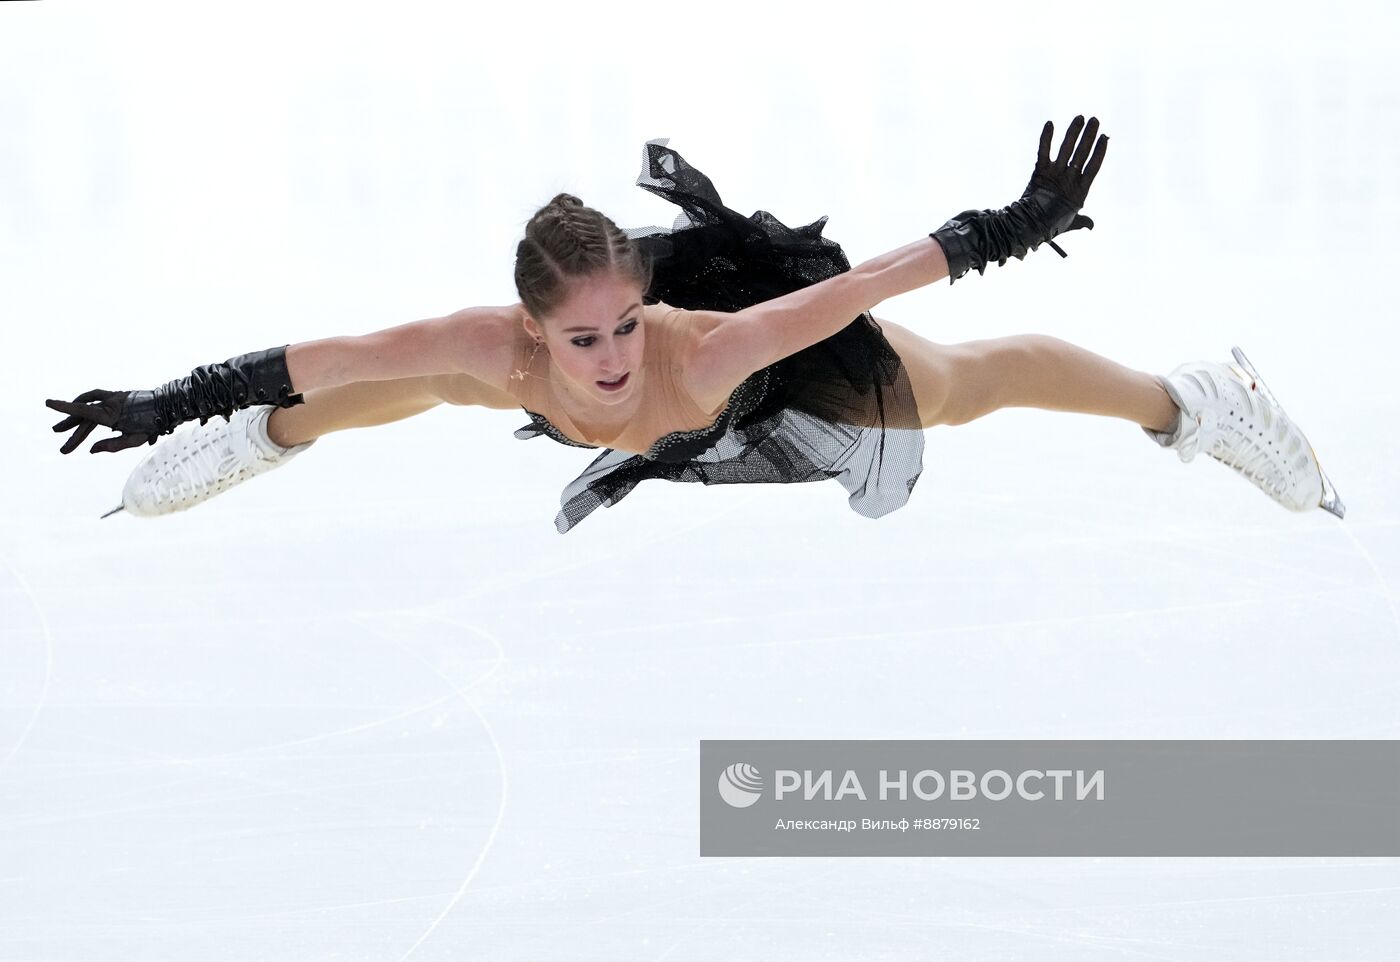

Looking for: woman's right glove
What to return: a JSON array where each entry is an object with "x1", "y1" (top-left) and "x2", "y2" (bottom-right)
[
  {"x1": 46, "y1": 346, "x2": 304, "y2": 455},
  {"x1": 932, "y1": 114, "x2": 1109, "y2": 283}
]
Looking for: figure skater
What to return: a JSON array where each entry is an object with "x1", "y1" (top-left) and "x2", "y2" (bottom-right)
[{"x1": 46, "y1": 116, "x2": 1345, "y2": 531}]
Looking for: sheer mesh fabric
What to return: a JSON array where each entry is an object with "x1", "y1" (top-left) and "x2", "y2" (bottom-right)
[{"x1": 514, "y1": 139, "x2": 925, "y2": 533}]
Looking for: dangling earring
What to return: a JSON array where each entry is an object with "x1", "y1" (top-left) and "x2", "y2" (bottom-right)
[{"x1": 511, "y1": 338, "x2": 546, "y2": 382}]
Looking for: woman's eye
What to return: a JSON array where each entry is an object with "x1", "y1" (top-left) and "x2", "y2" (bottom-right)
[{"x1": 571, "y1": 319, "x2": 637, "y2": 348}]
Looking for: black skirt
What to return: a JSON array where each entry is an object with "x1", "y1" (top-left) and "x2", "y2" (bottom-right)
[{"x1": 514, "y1": 139, "x2": 925, "y2": 533}]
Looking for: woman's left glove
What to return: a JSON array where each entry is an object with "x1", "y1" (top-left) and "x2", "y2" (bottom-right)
[
  {"x1": 932, "y1": 114, "x2": 1109, "y2": 283},
  {"x1": 1019, "y1": 114, "x2": 1108, "y2": 239}
]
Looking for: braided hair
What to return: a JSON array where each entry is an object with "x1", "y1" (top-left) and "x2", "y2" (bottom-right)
[{"x1": 514, "y1": 193, "x2": 653, "y2": 321}]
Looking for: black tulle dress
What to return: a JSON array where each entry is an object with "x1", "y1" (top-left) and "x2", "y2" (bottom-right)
[{"x1": 514, "y1": 140, "x2": 925, "y2": 533}]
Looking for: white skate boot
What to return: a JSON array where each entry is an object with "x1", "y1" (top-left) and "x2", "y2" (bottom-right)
[
  {"x1": 1144, "y1": 346, "x2": 1344, "y2": 518},
  {"x1": 103, "y1": 406, "x2": 314, "y2": 518}
]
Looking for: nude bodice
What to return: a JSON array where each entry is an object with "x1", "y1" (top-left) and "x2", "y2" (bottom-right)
[{"x1": 504, "y1": 302, "x2": 728, "y2": 455}]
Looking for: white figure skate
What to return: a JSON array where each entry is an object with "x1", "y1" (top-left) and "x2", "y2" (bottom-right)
[
  {"x1": 103, "y1": 406, "x2": 314, "y2": 518},
  {"x1": 1144, "y1": 346, "x2": 1344, "y2": 518}
]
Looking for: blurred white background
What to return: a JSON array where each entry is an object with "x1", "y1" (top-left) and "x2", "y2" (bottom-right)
[{"x1": 3, "y1": 1, "x2": 1399, "y2": 959}]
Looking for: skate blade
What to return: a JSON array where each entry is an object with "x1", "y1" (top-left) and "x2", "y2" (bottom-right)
[
  {"x1": 1318, "y1": 468, "x2": 1346, "y2": 519},
  {"x1": 100, "y1": 503, "x2": 125, "y2": 519},
  {"x1": 1230, "y1": 346, "x2": 1345, "y2": 520}
]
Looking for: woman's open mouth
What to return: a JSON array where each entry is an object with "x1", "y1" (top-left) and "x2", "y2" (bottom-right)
[{"x1": 597, "y1": 373, "x2": 629, "y2": 392}]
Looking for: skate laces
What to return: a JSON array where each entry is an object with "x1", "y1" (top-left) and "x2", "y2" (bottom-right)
[
  {"x1": 1189, "y1": 367, "x2": 1292, "y2": 498},
  {"x1": 1195, "y1": 418, "x2": 1283, "y2": 496},
  {"x1": 151, "y1": 418, "x2": 264, "y2": 505}
]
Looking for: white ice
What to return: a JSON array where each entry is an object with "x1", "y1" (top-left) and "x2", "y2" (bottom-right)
[{"x1": 3, "y1": 1, "x2": 1399, "y2": 959}]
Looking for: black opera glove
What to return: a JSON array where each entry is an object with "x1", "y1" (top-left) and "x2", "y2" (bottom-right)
[
  {"x1": 46, "y1": 346, "x2": 304, "y2": 455},
  {"x1": 931, "y1": 114, "x2": 1109, "y2": 284}
]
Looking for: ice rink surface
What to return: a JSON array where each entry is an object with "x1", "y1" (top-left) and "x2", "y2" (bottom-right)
[{"x1": 3, "y1": 1, "x2": 1399, "y2": 958}]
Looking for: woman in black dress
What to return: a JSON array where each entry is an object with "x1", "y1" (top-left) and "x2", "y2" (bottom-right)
[{"x1": 47, "y1": 116, "x2": 1345, "y2": 530}]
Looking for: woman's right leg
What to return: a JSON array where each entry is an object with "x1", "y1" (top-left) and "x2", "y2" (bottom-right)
[
  {"x1": 266, "y1": 377, "x2": 443, "y2": 447},
  {"x1": 116, "y1": 373, "x2": 513, "y2": 517},
  {"x1": 266, "y1": 373, "x2": 512, "y2": 447}
]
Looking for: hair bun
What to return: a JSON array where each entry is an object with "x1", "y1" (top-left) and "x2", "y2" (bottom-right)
[{"x1": 515, "y1": 190, "x2": 654, "y2": 323}]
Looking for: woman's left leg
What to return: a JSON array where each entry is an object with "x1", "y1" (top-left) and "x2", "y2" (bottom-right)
[{"x1": 875, "y1": 318, "x2": 1178, "y2": 432}]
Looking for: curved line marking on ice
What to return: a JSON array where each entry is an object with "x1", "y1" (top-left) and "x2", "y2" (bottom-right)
[
  {"x1": 1339, "y1": 522, "x2": 1400, "y2": 653},
  {"x1": 0, "y1": 558, "x2": 54, "y2": 771},
  {"x1": 346, "y1": 612, "x2": 509, "y2": 962}
]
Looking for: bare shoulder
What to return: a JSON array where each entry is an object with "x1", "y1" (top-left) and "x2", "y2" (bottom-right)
[
  {"x1": 437, "y1": 303, "x2": 526, "y2": 394},
  {"x1": 662, "y1": 305, "x2": 757, "y2": 414}
]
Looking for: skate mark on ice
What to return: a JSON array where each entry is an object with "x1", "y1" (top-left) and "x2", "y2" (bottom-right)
[
  {"x1": 0, "y1": 557, "x2": 54, "y2": 772},
  {"x1": 347, "y1": 612, "x2": 509, "y2": 962},
  {"x1": 1338, "y1": 524, "x2": 1400, "y2": 659}
]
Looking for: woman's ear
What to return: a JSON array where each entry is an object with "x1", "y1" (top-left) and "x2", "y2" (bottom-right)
[{"x1": 521, "y1": 314, "x2": 543, "y2": 342}]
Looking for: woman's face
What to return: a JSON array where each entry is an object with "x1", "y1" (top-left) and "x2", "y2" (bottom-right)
[{"x1": 526, "y1": 272, "x2": 647, "y2": 408}]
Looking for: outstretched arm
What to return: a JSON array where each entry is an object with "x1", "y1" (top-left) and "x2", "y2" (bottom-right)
[
  {"x1": 285, "y1": 305, "x2": 516, "y2": 393},
  {"x1": 681, "y1": 237, "x2": 949, "y2": 410},
  {"x1": 682, "y1": 115, "x2": 1108, "y2": 408},
  {"x1": 47, "y1": 305, "x2": 519, "y2": 454}
]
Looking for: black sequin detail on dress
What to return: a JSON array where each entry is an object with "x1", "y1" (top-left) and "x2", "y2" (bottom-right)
[{"x1": 514, "y1": 140, "x2": 925, "y2": 533}]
